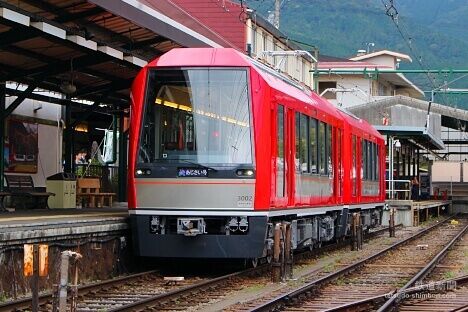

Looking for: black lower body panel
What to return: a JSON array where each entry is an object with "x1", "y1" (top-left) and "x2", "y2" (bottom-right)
[{"x1": 130, "y1": 214, "x2": 268, "y2": 259}]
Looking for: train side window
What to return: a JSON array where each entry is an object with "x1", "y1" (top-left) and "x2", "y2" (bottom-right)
[
  {"x1": 352, "y1": 135, "x2": 357, "y2": 196},
  {"x1": 295, "y1": 113, "x2": 310, "y2": 175},
  {"x1": 318, "y1": 121, "x2": 326, "y2": 175},
  {"x1": 371, "y1": 142, "x2": 376, "y2": 181},
  {"x1": 300, "y1": 114, "x2": 309, "y2": 173},
  {"x1": 361, "y1": 139, "x2": 367, "y2": 180},
  {"x1": 310, "y1": 118, "x2": 318, "y2": 174},
  {"x1": 374, "y1": 143, "x2": 380, "y2": 181},
  {"x1": 295, "y1": 112, "x2": 300, "y2": 175},
  {"x1": 276, "y1": 105, "x2": 285, "y2": 198},
  {"x1": 367, "y1": 141, "x2": 372, "y2": 181}
]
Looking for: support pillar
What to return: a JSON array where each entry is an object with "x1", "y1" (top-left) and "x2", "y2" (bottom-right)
[
  {"x1": 63, "y1": 100, "x2": 73, "y2": 173},
  {"x1": 417, "y1": 149, "x2": 420, "y2": 177},
  {"x1": 0, "y1": 82, "x2": 5, "y2": 191},
  {"x1": 118, "y1": 113, "x2": 127, "y2": 202},
  {"x1": 396, "y1": 149, "x2": 400, "y2": 180}
]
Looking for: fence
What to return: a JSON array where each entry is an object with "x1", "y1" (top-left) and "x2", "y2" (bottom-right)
[
  {"x1": 386, "y1": 179, "x2": 411, "y2": 200},
  {"x1": 74, "y1": 164, "x2": 119, "y2": 193}
]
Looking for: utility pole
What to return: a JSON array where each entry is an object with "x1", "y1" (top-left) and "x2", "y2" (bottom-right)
[{"x1": 274, "y1": 0, "x2": 280, "y2": 29}]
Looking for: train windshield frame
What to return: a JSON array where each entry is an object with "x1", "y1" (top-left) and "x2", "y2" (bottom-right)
[{"x1": 138, "y1": 67, "x2": 253, "y2": 166}]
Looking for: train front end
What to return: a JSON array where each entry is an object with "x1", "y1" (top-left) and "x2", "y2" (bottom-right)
[{"x1": 128, "y1": 49, "x2": 267, "y2": 259}]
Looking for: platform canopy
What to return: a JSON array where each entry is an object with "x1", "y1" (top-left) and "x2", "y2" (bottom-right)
[
  {"x1": 0, "y1": 0, "x2": 226, "y2": 194},
  {"x1": 0, "y1": 0, "x2": 223, "y2": 112},
  {"x1": 348, "y1": 95, "x2": 468, "y2": 151}
]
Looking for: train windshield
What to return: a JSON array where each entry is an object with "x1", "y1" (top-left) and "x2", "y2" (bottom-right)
[{"x1": 139, "y1": 68, "x2": 252, "y2": 165}]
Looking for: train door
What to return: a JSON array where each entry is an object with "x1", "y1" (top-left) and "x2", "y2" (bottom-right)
[
  {"x1": 351, "y1": 134, "x2": 358, "y2": 202},
  {"x1": 335, "y1": 128, "x2": 343, "y2": 203}
]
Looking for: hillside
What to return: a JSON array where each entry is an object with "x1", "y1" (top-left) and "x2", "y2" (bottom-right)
[{"x1": 246, "y1": 0, "x2": 468, "y2": 106}]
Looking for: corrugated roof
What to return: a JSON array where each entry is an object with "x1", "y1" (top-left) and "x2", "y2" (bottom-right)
[{"x1": 169, "y1": 0, "x2": 246, "y2": 51}]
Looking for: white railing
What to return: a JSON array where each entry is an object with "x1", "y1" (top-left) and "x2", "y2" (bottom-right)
[{"x1": 386, "y1": 179, "x2": 411, "y2": 200}]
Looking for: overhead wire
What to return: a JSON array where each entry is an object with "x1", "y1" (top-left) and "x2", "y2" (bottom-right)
[{"x1": 380, "y1": 0, "x2": 468, "y2": 154}]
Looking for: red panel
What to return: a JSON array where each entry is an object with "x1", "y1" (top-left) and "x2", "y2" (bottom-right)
[
  {"x1": 128, "y1": 67, "x2": 148, "y2": 209},
  {"x1": 170, "y1": 0, "x2": 246, "y2": 51}
]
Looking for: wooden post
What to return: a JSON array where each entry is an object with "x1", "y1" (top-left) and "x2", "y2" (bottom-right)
[
  {"x1": 389, "y1": 208, "x2": 396, "y2": 237},
  {"x1": 31, "y1": 244, "x2": 39, "y2": 312},
  {"x1": 283, "y1": 222, "x2": 293, "y2": 279},
  {"x1": 272, "y1": 223, "x2": 281, "y2": 282},
  {"x1": 70, "y1": 259, "x2": 79, "y2": 312},
  {"x1": 351, "y1": 213, "x2": 363, "y2": 250},
  {"x1": 351, "y1": 213, "x2": 357, "y2": 250}
]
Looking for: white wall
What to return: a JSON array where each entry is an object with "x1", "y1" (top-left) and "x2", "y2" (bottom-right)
[
  {"x1": 5, "y1": 96, "x2": 62, "y2": 187},
  {"x1": 361, "y1": 55, "x2": 396, "y2": 68}
]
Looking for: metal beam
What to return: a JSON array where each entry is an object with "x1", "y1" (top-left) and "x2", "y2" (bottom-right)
[
  {"x1": 4, "y1": 87, "x2": 121, "y2": 115},
  {"x1": 3, "y1": 45, "x2": 128, "y2": 85},
  {"x1": 74, "y1": 79, "x2": 133, "y2": 97},
  {"x1": 5, "y1": 84, "x2": 37, "y2": 117},
  {"x1": 4, "y1": 53, "x2": 111, "y2": 82},
  {"x1": 0, "y1": 28, "x2": 37, "y2": 49},
  {"x1": 55, "y1": 7, "x2": 105, "y2": 23},
  {"x1": 122, "y1": 36, "x2": 168, "y2": 51},
  {"x1": 70, "y1": 91, "x2": 110, "y2": 128},
  {"x1": 118, "y1": 113, "x2": 127, "y2": 201},
  {"x1": 443, "y1": 140, "x2": 468, "y2": 145}
]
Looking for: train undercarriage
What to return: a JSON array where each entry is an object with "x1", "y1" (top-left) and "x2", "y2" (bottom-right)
[{"x1": 130, "y1": 205, "x2": 384, "y2": 261}]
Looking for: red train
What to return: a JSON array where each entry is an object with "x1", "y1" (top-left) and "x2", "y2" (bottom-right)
[{"x1": 128, "y1": 48, "x2": 385, "y2": 261}]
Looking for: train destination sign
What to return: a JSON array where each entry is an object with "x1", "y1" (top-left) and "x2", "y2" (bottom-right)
[{"x1": 177, "y1": 168, "x2": 208, "y2": 177}]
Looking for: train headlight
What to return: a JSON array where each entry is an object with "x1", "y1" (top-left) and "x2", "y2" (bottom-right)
[
  {"x1": 136, "y1": 169, "x2": 151, "y2": 176},
  {"x1": 236, "y1": 169, "x2": 255, "y2": 177}
]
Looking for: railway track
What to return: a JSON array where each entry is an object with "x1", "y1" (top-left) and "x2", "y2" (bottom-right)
[
  {"x1": 108, "y1": 225, "x2": 405, "y2": 311},
  {"x1": 0, "y1": 223, "x2": 401, "y2": 312},
  {"x1": 239, "y1": 216, "x2": 467, "y2": 312},
  {"x1": 0, "y1": 269, "x2": 215, "y2": 312}
]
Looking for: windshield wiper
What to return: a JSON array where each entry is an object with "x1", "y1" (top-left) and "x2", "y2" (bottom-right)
[{"x1": 180, "y1": 159, "x2": 218, "y2": 172}]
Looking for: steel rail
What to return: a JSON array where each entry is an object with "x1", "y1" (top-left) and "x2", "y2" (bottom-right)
[
  {"x1": 107, "y1": 224, "x2": 401, "y2": 311},
  {"x1": 322, "y1": 274, "x2": 468, "y2": 312},
  {"x1": 108, "y1": 265, "x2": 270, "y2": 312},
  {"x1": 0, "y1": 270, "x2": 158, "y2": 312},
  {"x1": 248, "y1": 215, "x2": 453, "y2": 312},
  {"x1": 377, "y1": 222, "x2": 468, "y2": 312}
]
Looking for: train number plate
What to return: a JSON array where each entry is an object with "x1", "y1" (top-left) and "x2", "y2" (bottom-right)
[{"x1": 177, "y1": 168, "x2": 208, "y2": 177}]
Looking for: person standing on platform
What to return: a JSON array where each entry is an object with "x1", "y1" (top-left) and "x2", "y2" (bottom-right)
[{"x1": 411, "y1": 176, "x2": 419, "y2": 201}]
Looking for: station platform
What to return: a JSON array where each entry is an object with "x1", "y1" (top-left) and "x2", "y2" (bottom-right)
[
  {"x1": 0, "y1": 207, "x2": 129, "y2": 247},
  {"x1": 382, "y1": 200, "x2": 451, "y2": 227},
  {"x1": 0, "y1": 207, "x2": 132, "y2": 298}
]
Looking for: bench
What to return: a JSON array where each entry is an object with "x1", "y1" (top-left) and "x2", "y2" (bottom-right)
[
  {"x1": 5, "y1": 175, "x2": 55, "y2": 209},
  {"x1": 0, "y1": 191, "x2": 11, "y2": 212},
  {"x1": 76, "y1": 178, "x2": 115, "y2": 208}
]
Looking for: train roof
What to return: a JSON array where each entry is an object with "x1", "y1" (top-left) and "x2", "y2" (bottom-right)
[
  {"x1": 146, "y1": 48, "x2": 382, "y2": 140},
  {"x1": 336, "y1": 105, "x2": 384, "y2": 140}
]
